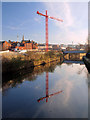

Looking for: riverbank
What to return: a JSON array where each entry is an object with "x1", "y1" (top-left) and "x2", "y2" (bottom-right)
[
  {"x1": 2, "y1": 50, "x2": 63, "y2": 74},
  {"x1": 2, "y1": 60, "x2": 62, "y2": 87},
  {"x1": 83, "y1": 52, "x2": 90, "y2": 73}
]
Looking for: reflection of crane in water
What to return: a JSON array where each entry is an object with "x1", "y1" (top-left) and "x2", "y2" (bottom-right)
[{"x1": 37, "y1": 72, "x2": 63, "y2": 102}]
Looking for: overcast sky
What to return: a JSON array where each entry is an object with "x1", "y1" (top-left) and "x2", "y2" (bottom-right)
[{"x1": 2, "y1": 2, "x2": 88, "y2": 44}]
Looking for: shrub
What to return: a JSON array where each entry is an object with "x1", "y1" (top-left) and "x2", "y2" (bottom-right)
[{"x1": 44, "y1": 51, "x2": 55, "y2": 58}]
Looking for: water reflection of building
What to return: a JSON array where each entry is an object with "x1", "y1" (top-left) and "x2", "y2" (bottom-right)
[
  {"x1": 37, "y1": 72, "x2": 63, "y2": 102},
  {"x1": 63, "y1": 60, "x2": 84, "y2": 65}
]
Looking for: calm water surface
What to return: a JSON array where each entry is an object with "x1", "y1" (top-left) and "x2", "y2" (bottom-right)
[{"x1": 2, "y1": 61, "x2": 88, "y2": 118}]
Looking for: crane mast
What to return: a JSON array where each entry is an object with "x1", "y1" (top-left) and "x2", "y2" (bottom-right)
[{"x1": 46, "y1": 10, "x2": 48, "y2": 52}]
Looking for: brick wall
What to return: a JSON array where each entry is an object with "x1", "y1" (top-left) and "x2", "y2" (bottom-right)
[{"x1": 3, "y1": 41, "x2": 11, "y2": 50}]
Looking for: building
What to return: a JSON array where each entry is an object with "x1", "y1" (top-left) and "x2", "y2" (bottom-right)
[
  {"x1": 52, "y1": 44, "x2": 60, "y2": 50},
  {"x1": 38, "y1": 43, "x2": 52, "y2": 50},
  {"x1": 0, "y1": 42, "x2": 2, "y2": 51},
  {"x1": 2, "y1": 41, "x2": 11, "y2": 50},
  {"x1": 15, "y1": 40, "x2": 38, "y2": 51},
  {"x1": 1, "y1": 39, "x2": 38, "y2": 51},
  {"x1": 38, "y1": 43, "x2": 45, "y2": 50}
]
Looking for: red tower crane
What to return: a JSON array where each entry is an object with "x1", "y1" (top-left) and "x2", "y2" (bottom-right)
[{"x1": 37, "y1": 10, "x2": 63, "y2": 52}]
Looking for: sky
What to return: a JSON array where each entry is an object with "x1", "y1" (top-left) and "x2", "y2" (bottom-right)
[{"x1": 2, "y1": 2, "x2": 88, "y2": 44}]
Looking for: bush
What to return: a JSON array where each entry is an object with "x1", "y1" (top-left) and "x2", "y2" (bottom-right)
[
  {"x1": 2, "y1": 57, "x2": 34, "y2": 73},
  {"x1": 44, "y1": 51, "x2": 55, "y2": 58}
]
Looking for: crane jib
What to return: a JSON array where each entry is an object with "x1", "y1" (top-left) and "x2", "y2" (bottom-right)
[{"x1": 37, "y1": 10, "x2": 63, "y2": 52}]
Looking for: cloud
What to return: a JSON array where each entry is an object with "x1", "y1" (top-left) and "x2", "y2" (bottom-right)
[
  {"x1": 60, "y1": 28, "x2": 88, "y2": 44},
  {"x1": 63, "y1": 2, "x2": 74, "y2": 27},
  {"x1": 6, "y1": 19, "x2": 31, "y2": 30},
  {"x1": 34, "y1": 17, "x2": 42, "y2": 23},
  {"x1": 7, "y1": 26, "x2": 23, "y2": 30},
  {"x1": 44, "y1": 2, "x2": 88, "y2": 44},
  {"x1": 44, "y1": 2, "x2": 74, "y2": 28}
]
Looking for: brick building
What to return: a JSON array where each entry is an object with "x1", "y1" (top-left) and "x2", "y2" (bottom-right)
[
  {"x1": 2, "y1": 41, "x2": 11, "y2": 50},
  {"x1": 1, "y1": 39, "x2": 38, "y2": 51}
]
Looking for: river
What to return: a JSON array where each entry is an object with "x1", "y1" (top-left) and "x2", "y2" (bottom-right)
[{"x1": 2, "y1": 60, "x2": 88, "y2": 118}]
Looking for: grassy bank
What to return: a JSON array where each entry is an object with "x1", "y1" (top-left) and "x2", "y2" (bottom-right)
[{"x1": 2, "y1": 50, "x2": 63, "y2": 73}]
